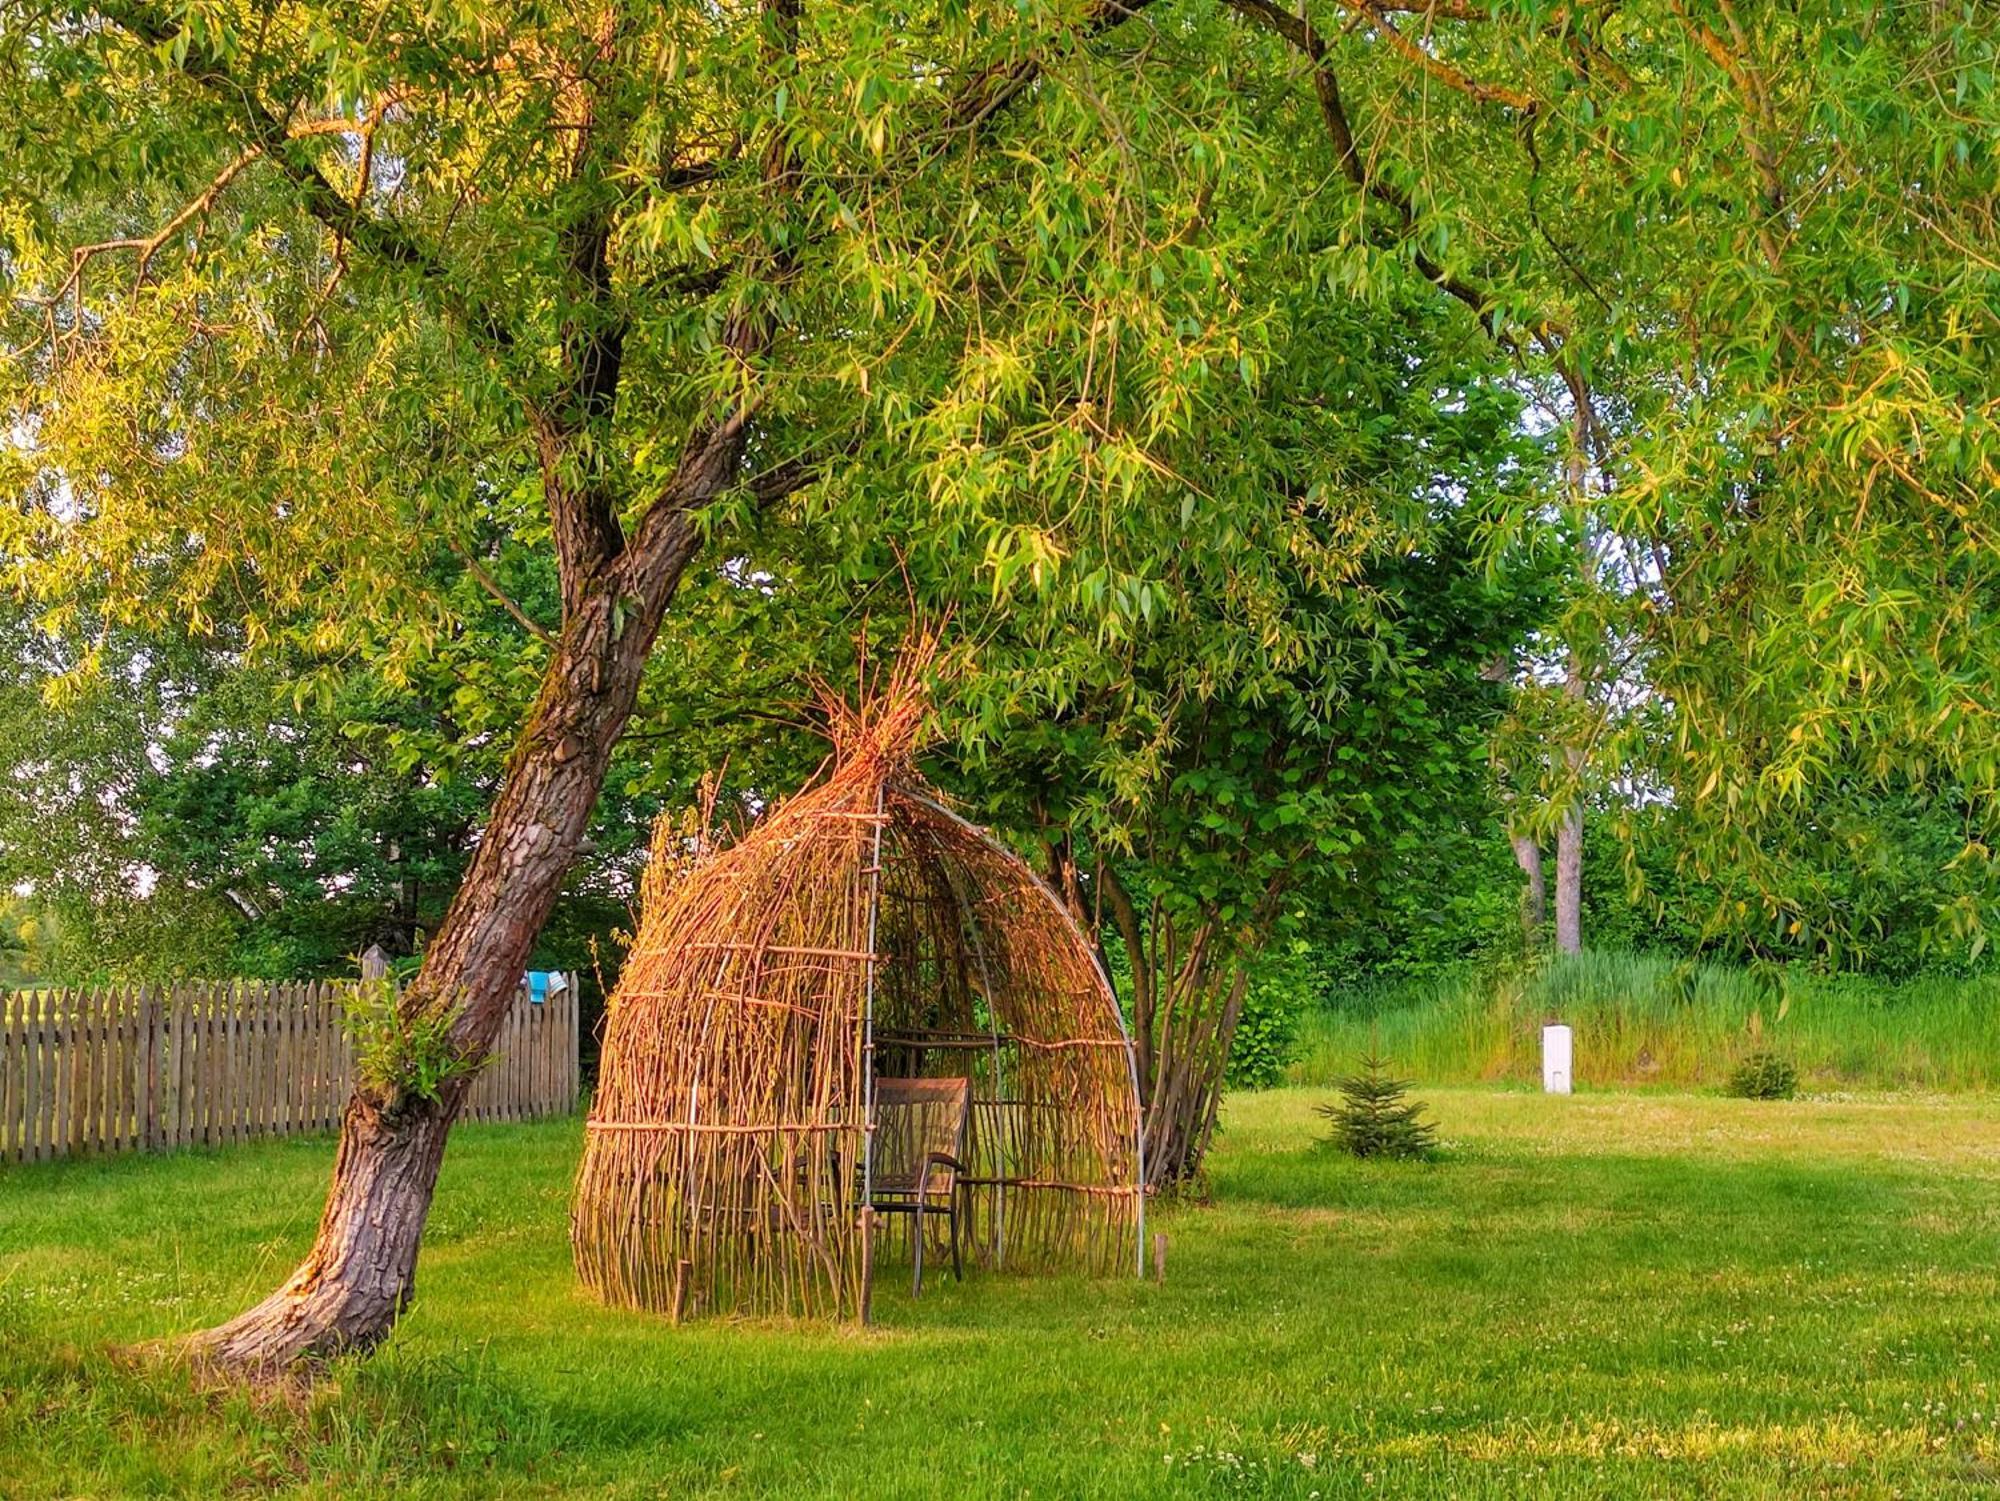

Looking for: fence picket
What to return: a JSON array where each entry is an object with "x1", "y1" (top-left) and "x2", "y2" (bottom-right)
[
  {"x1": 66, "y1": 988, "x2": 81, "y2": 1155},
  {"x1": 99, "y1": 986, "x2": 115, "y2": 1153},
  {"x1": 202, "y1": 986, "x2": 220, "y2": 1149},
  {"x1": 23, "y1": 994, "x2": 38, "y2": 1160},
  {"x1": 78, "y1": 986, "x2": 92, "y2": 1152},
  {"x1": 312, "y1": 983, "x2": 329, "y2": 1131},
  {"x1": 72, "y1": 987, "x2": 91, "y2": 1155},
  {"x1": 246, "y1": 982, "x2": 261, "y2": 1140},
  {"x1": 105, "y1": 986, "x2": 122, "y2": 1151},
  {"x1": 21, "y1": 993, "x2": 36, "y2": 1161},
  {"x1": 113, "y1": 985, "x2": 132, "y2": 1152},
  {"x1": 276, "y1": 983, "x2": 293, "y2": 1137},
  {"x1": 258, "y1": 988, "x2": 274, "y2": 1136},
  {"x1": 568, "y1": 978, "x2": 581, "y2": 1113},
  {"x1": 52, "y1": 989, "x2": 71, "y2": 1160},
  {"x1": 541, "y1": 986, "x2": 555, "y2": 1116},
  {"x1": 266, "y1": 982, "x2": 283, "y2": 1138},
  {"x1": 227, "y1": 982, "x2": 244, "y2": 1146},
  {"x1": 508, "y1": 992, "x2": 524, "y2": 1120},
  {"x1": 2, "y1": 993, "x2": 18, "y2": 1163},
  {"x1": 325, "y1": 982, "x2": 341, "y2": 1129},
  {"x1": 102, "y1": 987, "x2": 119, "y2": 1153},
  {"x1": 512, "y1": 996, "x2": 525, "y2": 1121},
  {"x1": 174, "y1": 983, "x2": 192, "y2": 1149},
  {"x1": 43, "y1": 991, "x2": 62, "y2": 1161},
  {"x1": 0, "y1": 996, "x2": 12, "y2": 1163}
]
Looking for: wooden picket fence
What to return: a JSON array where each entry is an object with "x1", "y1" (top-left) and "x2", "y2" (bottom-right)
[{"x1": 0, "y1": 977, "x2": 579, "y2": 1164}]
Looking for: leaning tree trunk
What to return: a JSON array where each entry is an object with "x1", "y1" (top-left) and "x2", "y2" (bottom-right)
[{"x1": 187, "y1": 553, "x2": 690, "y2": 1375}]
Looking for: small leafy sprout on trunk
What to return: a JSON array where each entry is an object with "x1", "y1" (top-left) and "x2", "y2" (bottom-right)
[
  {"x1": 342, "y1": 980, "x2": 478, "y2": 1107},
  {"x1": 1726, "y1": 1051, "x2": 1798, "y2": 1100},
  {"x1": 1318, "y1": 1054, "x2": 1439, "y2": 1160}
]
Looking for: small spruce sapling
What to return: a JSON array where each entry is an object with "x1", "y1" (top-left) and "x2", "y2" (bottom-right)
[
  {"x1": 1318, "y1": 1053, "x2": 1439, "y2": 1160},
  {"x1": 1726, "y1": 1051, "x2": 1798, "y2": 1100},
  {"x1": 1727, "y1": 1007, "x2": 1798, "y2": 1099}
]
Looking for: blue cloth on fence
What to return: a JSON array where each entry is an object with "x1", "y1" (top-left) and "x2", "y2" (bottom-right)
[{"x1": 523, "y1": 971, "x2": 570, "y2": 1004}]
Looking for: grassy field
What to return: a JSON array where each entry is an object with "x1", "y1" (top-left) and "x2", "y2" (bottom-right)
[
  {"x1": 1288, "y1": 952, "x2": 2000, "y2": 1093},
  {"x1": 5, "y1": 1087, "x2": 2000, "y2": 1498}
]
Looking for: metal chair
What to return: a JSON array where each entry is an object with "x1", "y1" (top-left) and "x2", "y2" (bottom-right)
[{"x1": 865, "y1": 1076, "x2": 970, "y2": 1296}]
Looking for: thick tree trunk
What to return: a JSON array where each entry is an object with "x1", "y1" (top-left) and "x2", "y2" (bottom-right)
[
  {"x1": 1553, "y1": 804, "x2": 1582, "y2": 954},
  {"x1": 188, "y1": 547, "x2": 696, "y2": 1375},
  {"x1": 1144, "y1": 963, "x2": 1250, "y2": 1189},
  {"x1": 186, "y1": 1088, "x2": 459, "y2": 1373},
  {"x1": 1509, "y1": 832, "x2": 1545, "y2": 947},
  {"x1": 1553, "y1": 664, "x2": 1585, "y2": 955}
]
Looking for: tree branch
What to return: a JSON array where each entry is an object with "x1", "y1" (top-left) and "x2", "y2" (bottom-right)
[
  {"x1": 1222, "y1": 0, "x2": 1501, "y2": 331},
  {"x1": 536, "y1": 8, "x2": 639, "y2": 607},
  {"x1": 445, "y1": 542, "x2": 557, "y2": 647},
  {"x1": 43, "y1": 146, "x2": 262, "y2": 314},
  {"x1": 1330, "y1": 0, "x2": 1537, "y2": 112},
  {"x1": 1668, "y1": 0, "x2": 1787, "y2": 272},
  {"x1": 618, "y1": 0, "x2": 804, "y2": 589},
  {"x1": 89, "y1": 0, "x2": 520, "y2": 362}
]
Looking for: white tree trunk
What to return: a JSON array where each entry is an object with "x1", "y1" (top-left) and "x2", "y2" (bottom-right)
[
  {"x1": 1510, "y1": 832, "x2": 1546, "y2": 946},
  {"x1": 1554, "y1": 665, "x2": 1586, "y2": 955},
  {"x1": 1553, "y1": 803, "x2": 1582, "y2": 954}
]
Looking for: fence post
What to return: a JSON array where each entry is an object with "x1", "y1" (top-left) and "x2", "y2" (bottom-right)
[
  {"x1": 2, "y1": 991, "x2": 17, "y2": 1164},
  {"x1": 568, "y1": 972, "x2": 581, "y2": 1113}
]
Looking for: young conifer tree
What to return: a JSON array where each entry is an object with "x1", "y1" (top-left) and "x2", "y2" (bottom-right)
[{"x1": 1318, "y1": 1055, "x2": 1438, "y2": 1161}]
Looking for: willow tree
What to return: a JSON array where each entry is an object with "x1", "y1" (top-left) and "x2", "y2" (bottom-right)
[
  {"x1": 0, "y1": 0, "x2": 1302, "y2": 1371},
  {"x1": 1208, "y1": 0, "x2": 1999, "y2": 953},
  {"x1": 6, "y1": 0, "x2": 1991, "y2": 1373},
  {"x1": 584, "y1": 241, "x2": 1561, "y2": 1189}
]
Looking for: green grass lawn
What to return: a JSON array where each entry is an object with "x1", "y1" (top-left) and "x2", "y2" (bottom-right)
[{"x1": 5, "y1": 1087, "x2": 2000, "y2": 1498}]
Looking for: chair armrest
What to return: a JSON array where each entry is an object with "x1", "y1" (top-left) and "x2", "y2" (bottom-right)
[{"x1": 916, "y1": 1152, "x2": 966, "y2": 1198}]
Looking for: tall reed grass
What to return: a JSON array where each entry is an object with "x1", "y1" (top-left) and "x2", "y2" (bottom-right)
[{"x1": 1286, "y1": 951, "x2": 2000, "y2": 1092}]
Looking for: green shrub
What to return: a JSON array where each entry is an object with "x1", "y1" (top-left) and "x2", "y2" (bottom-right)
[
  {"x1": 1726, "y1": 1051, "x2": 1799, "y2": 1100},
  {"x1": 1317, "y1": 1054, "x2": 1438, "y2": 1160},
  {"x1": 1227, "y1": 946, "x2": 1314, "y2": 1090}
]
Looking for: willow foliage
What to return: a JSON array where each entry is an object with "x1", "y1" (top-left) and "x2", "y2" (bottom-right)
[{"x1": 4, "y1": 0, "x2": 1995, "y2": 949}]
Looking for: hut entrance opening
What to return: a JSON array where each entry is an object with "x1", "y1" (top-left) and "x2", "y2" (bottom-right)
[{"x1": 573, "y1": 739, "x2": 1144, "y2": 1322}]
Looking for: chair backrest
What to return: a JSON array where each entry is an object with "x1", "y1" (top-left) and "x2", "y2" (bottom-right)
[{"x1": 871, "y1": 1076, "x2": 970, "y2": 1180}]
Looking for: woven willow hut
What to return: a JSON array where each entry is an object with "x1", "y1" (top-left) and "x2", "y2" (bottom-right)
[{"x1": 572, "y1": 689, "x2": 1144, "y2": 1321}]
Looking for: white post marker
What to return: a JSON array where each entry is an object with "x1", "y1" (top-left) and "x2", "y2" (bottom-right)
[{"x1": 1542, "y1": 1023, "x2": 1573, "y2": 1094}]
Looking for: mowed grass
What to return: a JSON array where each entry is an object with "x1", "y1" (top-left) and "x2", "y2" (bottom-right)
[
  {"x1": 5, "y1": 1089, "x2": 2000, "y2": 1498},
  {"x1": 1289, "y1": 953, "x2": 2000, "y2": 1093}
]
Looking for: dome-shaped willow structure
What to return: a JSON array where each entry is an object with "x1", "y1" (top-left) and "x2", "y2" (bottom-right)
[{"x1": 572, "y1": 685, "x2": 1144, "y2": 1321}]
